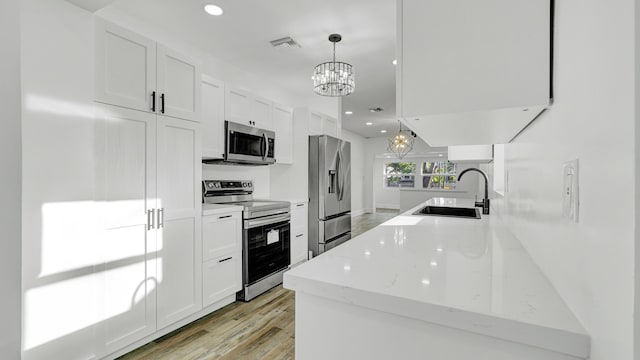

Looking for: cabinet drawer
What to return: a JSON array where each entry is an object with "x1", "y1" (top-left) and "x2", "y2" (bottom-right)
[
  {"x1": 203, "y1": 252, "x2": 241, "y2": 308},
  {"x1": 291, "y1": 202, "x2": 308, "y2": 228},
  {"x1": 202, "y1": 212, "x2": 241, "y2": 262},
  {"x1": 291, "y1": 230, "x2": 308, "y2": 265}
]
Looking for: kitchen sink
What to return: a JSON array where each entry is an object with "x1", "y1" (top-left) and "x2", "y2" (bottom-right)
[{"x1": 413, "y1": 205, "x2": 481, "y2": 219}]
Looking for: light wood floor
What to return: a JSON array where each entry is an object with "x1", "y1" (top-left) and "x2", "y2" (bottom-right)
[
  {"x1": 119, "y1": 210, "x2": 397, "y2": 360},
  {"x1": 118, "y1": 286, "x2": 295, "y2": 360}
]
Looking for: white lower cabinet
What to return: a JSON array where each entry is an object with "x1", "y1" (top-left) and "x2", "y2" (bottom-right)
[
  {"x1": 203, "y1": 254, "x2": 242, "y2": 307},
  {"x1": 202, "y1": 212, "x2": 241, "y2": 261},
  {"x1": 290, "y1": 201, "x2": 309, "y2": 266},
  {"x1": 202, "y1": 210, "x2": 243, "y2": 308}
]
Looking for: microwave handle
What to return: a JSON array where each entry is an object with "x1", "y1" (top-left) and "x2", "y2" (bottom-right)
[{"x1": 262, "y1": 133, "x2": 268, "y2": 160}]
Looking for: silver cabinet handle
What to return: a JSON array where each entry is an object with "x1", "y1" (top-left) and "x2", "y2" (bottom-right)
[
  {"x1": 147, "y1": 209, "x2": 155, "y2": 230},
  {"x1": 218, "y1": 257, "x2": 233, "y2": 263},
  {"x1": 218, "y1": 215, "x2": 232, "y2": 219},
  {"x1": 296, "y1": 234, "x2": 304, "y2": 238},
  {"x1": 157, "y1": 208, "x2": 164, "y2": 229},
  {"x1": 296, "y1": 203, "x2": 305, "y2": 207}
]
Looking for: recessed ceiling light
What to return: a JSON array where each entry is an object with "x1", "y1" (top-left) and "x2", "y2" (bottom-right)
[
  {"x1": 380, "y1": 130, "x2": 387, "y2": 133},
  {"x1": 204, "y1": 4, "x2": 223, "y2": 16},
  {"x1": 345, "y1": 111, "x2": 353, "y2": 115},
  {"x1": 365, "y1": 122, "x2": 373, "y2": 126},
  {"x1": 393, "y1": 59, "x2": 398, "y2": 65}
]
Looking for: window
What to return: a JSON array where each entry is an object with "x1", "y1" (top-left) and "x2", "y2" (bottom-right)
[
  {"x1": 422, "y1": 161, "x2": 458, "y2": 190},
  {"x1": 384, "y1": 162, "x2": 416, "y2": 188}
]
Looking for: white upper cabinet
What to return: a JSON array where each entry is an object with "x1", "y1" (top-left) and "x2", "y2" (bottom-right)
[
  {"x1": 225, "y1": 86, "x2": 252, "y2": 125},
  {"x1": 448, "y1": 145, "x2": 494, "y2": 163},
  {"x1": 96, "y1": 19, "x2": 200, "y2": 122},
  {"x1": 309, "y1": 111, "x2": 339, "y2": 138},
  {"x1": 397, "y1": 0, "x2": 552, "y2": 146},
  {"x1": 251, "y1": 95, "x2": 274, "y2": 130},
  {"x1": 156, "y1": 45, "x2": 200, "y2": 122},
  {"x1": 95, "y1": 18, "x2": 156, "y2": 113},
  {"x1": 273, "y1": 103, "x2": 294, "y2": 164},
  {"x1": 323, "y1": 115, "x2": 338, "y2": 138},
  {"x1": 225, "y1": 87, "x2": 274, "y2": 130},
  {"x1": 201, "y1": 75, "x2": 225, "y2": 159}
]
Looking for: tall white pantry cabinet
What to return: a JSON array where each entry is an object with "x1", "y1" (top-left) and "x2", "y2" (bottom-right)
[{"x1": 24, "y1": 18, "x2": 204, "y2": 360}]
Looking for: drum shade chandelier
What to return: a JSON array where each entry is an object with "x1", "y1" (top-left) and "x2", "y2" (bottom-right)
[{"x1": 312, "y1": 34, "x2": 355, "y2": 97}]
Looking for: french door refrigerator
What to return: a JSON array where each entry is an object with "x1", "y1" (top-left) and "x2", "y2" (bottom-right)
[{"x1": 308, "y1": 135, "x2": 352, "y2": 256}]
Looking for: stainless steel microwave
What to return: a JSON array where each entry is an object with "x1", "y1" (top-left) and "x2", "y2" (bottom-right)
[{"x1": 222, "y1": 121, "x2": 276, "y2": 165}]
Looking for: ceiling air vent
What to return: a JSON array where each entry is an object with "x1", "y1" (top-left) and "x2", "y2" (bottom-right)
[
  {"x1": 270, "y1": 36, "x2": 301, "y2": 49},
  {"x1": 369, "y1": 107, "x2": 384, "y2": 113}
]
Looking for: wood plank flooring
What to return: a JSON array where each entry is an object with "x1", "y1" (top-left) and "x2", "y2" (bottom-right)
[
  {"x1": 119, "y1": 210, "x2": 397, "y2": 360},
  {"x1": 118, "y1": 286, "x2": 295, "y2": 360}
]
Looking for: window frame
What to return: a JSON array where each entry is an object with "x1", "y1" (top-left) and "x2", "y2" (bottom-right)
[
  {"x1": 382, "y1": 161, "x2": 417, "y2": 188},
  {"x1": 420, "y1": 160, "x2": 458, "y2": 190}
]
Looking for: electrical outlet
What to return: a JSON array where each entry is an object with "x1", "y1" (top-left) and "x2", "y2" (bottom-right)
[{"x1": 562, "y1": 159, "x2": 579, "y2": 222}]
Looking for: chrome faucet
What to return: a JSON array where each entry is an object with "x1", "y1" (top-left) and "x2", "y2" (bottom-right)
[{"x1": 457, "y1": 168, "x2": 490, "y2": 215}]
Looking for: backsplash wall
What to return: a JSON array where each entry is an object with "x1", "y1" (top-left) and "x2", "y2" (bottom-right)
[{"x1": 492, "y1": 0, "x2": 635, "y2": 358}]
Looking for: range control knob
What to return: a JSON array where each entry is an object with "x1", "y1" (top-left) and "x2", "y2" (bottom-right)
[
  {"x1": 207, "y1": 182, "x2": 214, "y2": 188},
  {"x1": 242, "y1": 182, "x2": 248, "y2": 188},
  {"x1": 248, "y1": 182, "x2": 253, "y2": 188},
  {"x1": 213, "y1": 182, "x2": 221, "y2": 188}
]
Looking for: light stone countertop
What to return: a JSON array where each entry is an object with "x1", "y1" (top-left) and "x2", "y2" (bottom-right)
[
  {"x1": 201, "y1": 203, "x2": 243, "y2": 216},
  {"x1": 283, "y1": 197, "x2": 590, "y2": 358}
]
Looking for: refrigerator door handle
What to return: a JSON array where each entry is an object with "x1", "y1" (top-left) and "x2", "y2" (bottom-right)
[
  {"x1": 338, "y1": 149, "x2": 345, "y2": 201},
  {"x1": 336, "y1": 150, "x2": 341, "y2": 199}
]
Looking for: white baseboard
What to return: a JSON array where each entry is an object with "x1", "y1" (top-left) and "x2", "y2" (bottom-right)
[
  {"x1": 351, "y1": 208, "x2": 367, "y2": 217},
  {"x1": 375, "y1": 203, "x2": 401, "y2": 210}
]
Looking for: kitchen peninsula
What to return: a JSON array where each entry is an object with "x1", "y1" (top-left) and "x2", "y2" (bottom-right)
[{"x1": 283, "y1": 198, "x2": 590, "y2": 360}]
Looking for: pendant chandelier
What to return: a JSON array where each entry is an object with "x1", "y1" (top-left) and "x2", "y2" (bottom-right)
[
  {"x1": 312, "y1": 34, "x2": 355, "y2": 97},
  {"x1": 387, "y1": 121, "x2": 415, "y2": 159}
]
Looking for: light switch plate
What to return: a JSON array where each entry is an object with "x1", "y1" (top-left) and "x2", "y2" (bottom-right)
[{"x1": 562, "y1": 159, "x2": 579, "y2": 222}]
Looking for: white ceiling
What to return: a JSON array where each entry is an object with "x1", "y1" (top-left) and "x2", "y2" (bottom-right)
[{"x1": 109, "y1": 0, "x2": 397, "y2": 138}]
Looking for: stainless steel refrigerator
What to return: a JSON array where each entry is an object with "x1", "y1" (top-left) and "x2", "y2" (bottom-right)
[{"x1": 308, "y1": 135, "x2": 351, "y2": 256}]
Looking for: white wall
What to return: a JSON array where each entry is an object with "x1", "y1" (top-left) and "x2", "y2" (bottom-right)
[
  {"x1": 636, "y1": 0, "x2": 640, "y2": 356},
  {"x1": 0, "y1": 0, "x2": 22, "y2": 358},
  {"x1": 341, "y1": 130, "x2": 367, "y2": 216},
  {"x1": 493, "y1": 1, "x2": 635, "y2": 358}
]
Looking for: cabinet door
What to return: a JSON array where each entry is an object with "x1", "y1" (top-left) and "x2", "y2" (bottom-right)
[
  {"x1": 323, "y1": 115, "x2": 338, "y2": 137},
  {"x1": 225, "y1": 86, "x2": 252, "y2": 125},
  {"x1": 252, "y1": 95, "x2": 273, "y2": 130},
  {"x1": 290, "y1": 202, "x2": 309, "y2": 265},
  {"x1": 95, "y1": 105, "x2": 157, "y2": 354},
  {"x1": 203, "y1": 253, "x2": 242, "y2": 308},
  {"x1": 95, "y1": 18, "x2": 156, "y2": 113},
  {"x1": 202, "y1": 212, "x2": 242, "y2": 262},
  {"x1": 399, "y1": 0, "x2": 550, "y2": 116},
  {"x1": 309, "y1": 111, "x2": 323, "y2": 136},
  {"x1": 157, "y1": 45, "x2": 200, "y2": 122},
  {"x1": 155, "y1": 116, "x2": 203, "y2": 329},
  {"x1": 273, "y1": 104, "x2": 293, "y2": 164},
  {"x1": 201, "y1": 75, "x2": 225, "y2": 159}
]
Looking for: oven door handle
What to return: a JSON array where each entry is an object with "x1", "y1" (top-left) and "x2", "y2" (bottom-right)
[{"x1": 244, "y1": 214, "x2": 290, "y2": 229}]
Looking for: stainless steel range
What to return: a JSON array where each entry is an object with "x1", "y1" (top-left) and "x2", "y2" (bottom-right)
[{"x1": 203, "y1": 180, "x2": 291, "y2": 301}]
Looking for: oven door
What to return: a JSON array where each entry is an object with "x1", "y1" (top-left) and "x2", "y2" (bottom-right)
[
  {"x1": 225, "y1": 121, "x2": 276, "y2": 164},
  {"x1": 243, "y1": 218, "x2": 290, "y2": 285}
]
